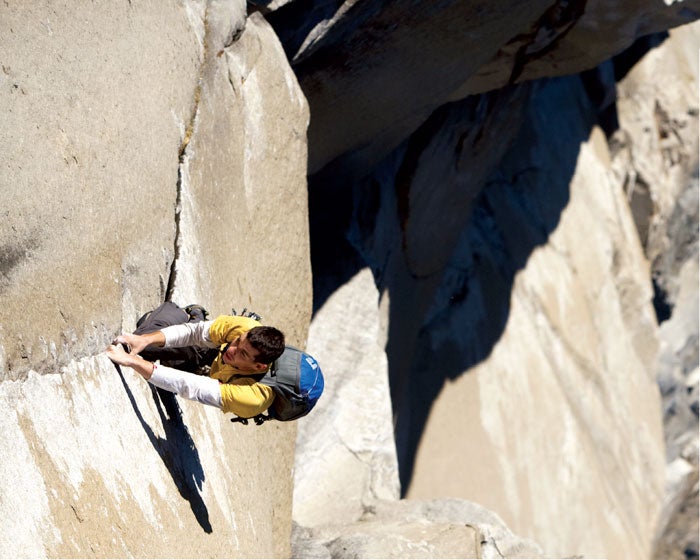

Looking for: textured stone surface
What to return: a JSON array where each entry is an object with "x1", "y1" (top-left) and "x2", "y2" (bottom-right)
[
  {"x1": 0, "y1": 356, "x2": 295, "y2": 558},
  {"x1": 405, "y1": 125, "x2": 664, "y2": 559},
  {"x1": 2, "y1": 1, "x2": 697, "y2": 558},
  {"x1": 266, "y1": 0, "x2": 699, "y2": 178},
  {"x1": 0, "y1": 2, "x2": 310, "y2": 557},
  {"x1": 293, "y1": 498, "x2": 544, "y2": 559},
  {"x1": 608, "y1": 22, "x2": 700, "y2": 560},
  {"x1": 300, "y1": 80, "x2": 667, "y2": 559},
  {"x1": 294, "y1": 17, "x2": 699, "y2": 560},
  {"x1": 294, "y1": 268, "x2": 399, "y2": 527},
  {"x1": 167, "y1": 10, "x2": 312, "y2": 344},
  {"x1": 0, "y1": 1, "x2": 199, "y2": 379}
]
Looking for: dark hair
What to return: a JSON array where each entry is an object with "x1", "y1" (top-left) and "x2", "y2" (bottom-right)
[{"x1": 247, "y1": 326, "x2": 285, "y2": 364}]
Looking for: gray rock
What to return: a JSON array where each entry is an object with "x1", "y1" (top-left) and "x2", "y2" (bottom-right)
[
  {"x1": 2, "y1": 1, "x2": 697, "y2": 559},
  {"x1": 266, "y1": 0, "x2": 699, "y2": 177},
  {"x1": 293, "y1": 498, "x2": 544, "y2": 559},
  {"x1": 0, "y1": 2, "x2": 309, "y2": 557},
  {"x1": 0, "y1": 1, "x2": 203, "y2": 378},
  {"x1": 298, "y1": 16, "x2": 700, "y2": 560},
  {"x1": 167, "y1": 9, "x2": 312, "y2": 344},
  {"x1": 296, "y1": 268, "x2": 399, "y2": 527},
  {"x1": 610, "y1": 22, "x2": 699, "y2": 559}
]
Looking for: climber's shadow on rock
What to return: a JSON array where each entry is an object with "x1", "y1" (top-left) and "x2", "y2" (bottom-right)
[{"x1": 115, "y1": 366, "x2": 212, "y2": 533}]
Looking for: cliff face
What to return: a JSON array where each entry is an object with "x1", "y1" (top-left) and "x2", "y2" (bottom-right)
[
  {"x1": 1, "y1": 2, "x2": 309, "y2": 557},
  {"x1": 2, "y1": 1, "x2": 698, "y2": 559},
  {"x1": 613, "y1": 23, "x2": 700, "y2": 558},
  {"x1": 264, "y1": 0, "x2": 698, "y2": 179},
  {"x1": 275, "y1": 2, "x2": 699, "y2": 559}
]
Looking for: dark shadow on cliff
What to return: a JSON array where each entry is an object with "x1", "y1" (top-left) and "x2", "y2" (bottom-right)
[
  {"x1": 309, "y1": 74, "x2": 608, "y2": 495},
  {"x1": 114, "y1": 365, "x2": 212, "y2": 533},
  {"x1": 307, "y1": 34, "x2": 669, "y2": 495}
]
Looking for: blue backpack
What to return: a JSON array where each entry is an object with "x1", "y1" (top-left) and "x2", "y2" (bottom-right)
[{"x1": 231, "y1": 346, "x2": 325, "y2": 425}]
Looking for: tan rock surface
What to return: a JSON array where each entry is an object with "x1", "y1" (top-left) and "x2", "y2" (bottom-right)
[
  {"x1": 609, "y1": 21, "x2": 700, "y2": 559},
  {"x1": 293, "y1": 498, "x2": 544, "y2": 559},
  {"x1": 0, "y1": 2, "x2": 309, "y2": 557},
  {"x1": 0, "y1": 1, "x2": 199, "y2": 379},
  {"x1": 167, "y1": 9, "x2": 311, "y2": 344},
  {"x1": 406, "y1": 128, "x2": 665, "y2": 559},
  {"x1": 296, "y1": 40, "x2": 684, "y2": 559}
]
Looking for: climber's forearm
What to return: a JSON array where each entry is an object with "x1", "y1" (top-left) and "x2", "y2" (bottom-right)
[
  {"x1": 148, "y1": 364, "x2": 223, "y2": 408},
  {"x1": 161, "y1": 321, "x2": 217, "y2": 349},
  {"x1": 107, "y1": 343, "x2": 222, "y2": 408},
  {"x1": 114, "y1": 331, "x2": 165, "y2": 355}
]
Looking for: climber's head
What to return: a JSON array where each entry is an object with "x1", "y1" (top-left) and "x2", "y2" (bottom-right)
[{"x1": 222, "y1": 326, "x2": 285, "y2": 372}]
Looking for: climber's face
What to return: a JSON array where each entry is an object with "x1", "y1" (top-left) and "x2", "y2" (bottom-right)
[{"x1": 222, "y1": 333, "x2": 267, "y2": 372}]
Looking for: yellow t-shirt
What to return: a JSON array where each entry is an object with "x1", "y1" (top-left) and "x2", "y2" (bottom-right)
[{"x1": 207, "y1": 315, "x2": 275, "y2": 418}]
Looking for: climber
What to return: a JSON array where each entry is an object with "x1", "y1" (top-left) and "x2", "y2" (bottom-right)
[{"x1": 105, "y1": 303, "x2": 285, "y2": 419}]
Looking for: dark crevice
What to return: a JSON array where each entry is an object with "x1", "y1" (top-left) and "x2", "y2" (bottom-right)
[
  {"x1": 580, "y1": 62, "x2": 619, "y2": 137},
  {"x1": 394, "y1": 107, "x2": 451, "y2": 254},
  {"x1": 165, "y1": 6, "x2": 249, "y2": 302},
  {"x1": 165, "y1": 9, "x2": 209, "y2": 302},
  {"x1": 165, "y1": 90, "x2": 200, "y2": 303},
  {"x1": 653, "y1": 276, "x2": 673, "y2": 324},
  {"x1": 164, "y1": 160, "x2": 184, "y2": 302},
  {"x1": 508, "y1": 0, "x2": 587, "y2": 85}
]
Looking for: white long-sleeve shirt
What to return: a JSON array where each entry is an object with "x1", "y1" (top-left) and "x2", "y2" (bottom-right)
[
  {"x1": 161, "y1": 321, "x2": 218, "y2": 349},
  {"x1": 144, "y1": 315, "x2": 275, "y2": 418},
  {"x1": 149, "y1": 363, "x2": 223, "y2": 409},
  {"x1": 144, "y1": 322, "x2": 221, "y2": 408}
]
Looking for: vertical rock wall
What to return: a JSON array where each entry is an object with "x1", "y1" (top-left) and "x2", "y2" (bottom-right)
[
  {"x1": 299, "y1": 74, "x2": 667, "y2": 559},
  {"x1": 0, "y1": 2, "x2": 310, "y2": 558},
  {"x1": 406, "y1": 122, "x2": 664, "y2": 559},
  {"x1": 288, "y1": 6, "x2": 698, "y2": 559},
  {"x1": 609, "y1": 23, "x2": 700, "y2": 558}
]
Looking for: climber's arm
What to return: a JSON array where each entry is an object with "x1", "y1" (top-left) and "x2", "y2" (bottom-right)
[
  {"x1": 114, "y1": 331, "x2": 165, "y2": 356},
  {"x1": 106, "y1": 344, "x2": 222, "y2": 408},
  {"x1": 113, "y1": 320, "x2": 218, "y2": 357},
  {"x1": 148, "y1": 364, "x2": 222, "y2": 408},
  {"x1": 160, "y1": 320, "x2": 218, "y2": 348},
  {"x1": 106, "y1": 343, "x2": 158, "y2": 378}
]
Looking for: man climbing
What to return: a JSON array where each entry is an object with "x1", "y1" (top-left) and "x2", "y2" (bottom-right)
[{"x1": 106, "y1": 303, "x2": 286, "y2": 419}]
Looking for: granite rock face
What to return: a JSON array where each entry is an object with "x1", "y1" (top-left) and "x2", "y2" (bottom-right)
[
  {"x1": 2, "y1": 1, "x2": 697, "y2": 558},
  {"x1": 292, "y1": 499, "x2": 544, "y2": 559},
  {"x1": 608, "y1": 22, "x2": 700, "y2": 560},
  {"x1": 283, "y1": 3, "x2": 699, "y2": 559},
  {"x1": 264, "y1": 0, "x2": 699, "y2": 178},
  {"x1": 0, "y1": 2, "x2": 310, "y2": 557}
]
